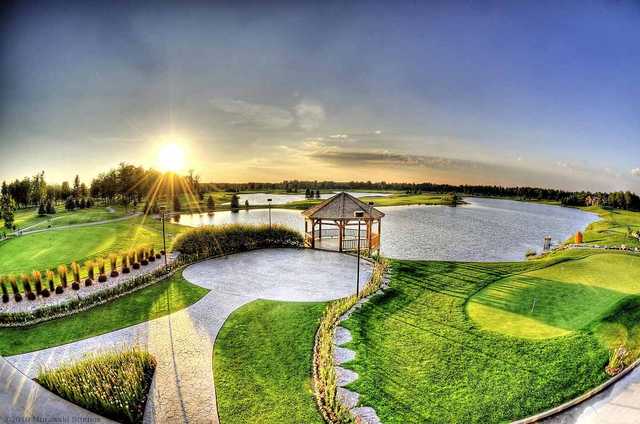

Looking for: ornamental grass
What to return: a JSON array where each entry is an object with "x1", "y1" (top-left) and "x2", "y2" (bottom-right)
[
  {"x1": 84, "y1": 260, "x2": 94, "y2": 286},
  {"x1": 58, "y1": 264, "x2": 68, "y2": 288},
  {"x1": 97, "y1": 258, "x2": 107, "y2": 283},
  {"x1": 37, "y1": 347, "x2": 156, "y2": 424},
  {"x1": 109, "y1": 254, "x2": 119, "y2": 277}
]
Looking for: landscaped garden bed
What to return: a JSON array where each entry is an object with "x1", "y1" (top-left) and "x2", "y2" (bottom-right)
[{"x1": 37, "y1": 347, "x2": 156, "y2": 424}]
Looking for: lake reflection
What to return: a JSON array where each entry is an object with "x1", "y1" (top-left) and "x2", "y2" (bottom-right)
[{"x1": 172, "y1": 197, "x2": 599, "y2": 261}]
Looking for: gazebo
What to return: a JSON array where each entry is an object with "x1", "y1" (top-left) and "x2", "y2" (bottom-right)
[{"x1": 302, "y1": 192, "x2": 384, "y2": 253}]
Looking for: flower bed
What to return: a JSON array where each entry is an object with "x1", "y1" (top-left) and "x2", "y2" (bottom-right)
[
  {"x1": 37, "y1": 347, "x2": 156, "y2": 424},
  {"x1": 312, "y1": 258, "x2": 388, "y2": 423}
]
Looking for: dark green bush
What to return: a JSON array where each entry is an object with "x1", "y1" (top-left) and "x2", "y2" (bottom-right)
[{"x1": 172, "y1": 224, "x2": 303, "y2": 256}]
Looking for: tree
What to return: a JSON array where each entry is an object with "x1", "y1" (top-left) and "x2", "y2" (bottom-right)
[
  {"x1": 173, "y1": 195, "x2": 182, "y2": 212},
  {"x1": 65, "y1": 196, "x2": 76, "y2": 211},
  {"x1": 207, "y1": 195, "x2": 215, "y2": 211},
  {"x1": 61, "y1": 181, "x2": 71, "y2": 200},
  {"x1": 38, "y1": 202, "x2": 46, "y2": 216},
  {"x1": 230, "y1": 194, "x2": 240, "y2": 210},
  {"x1": 1, "y1": 194, "x2": 16, "y2": 230},
  {"x1": 245, "y1": 200, "x2": 250, "y2": 209},
  {"x1": 305, "y1": 188, "x2": 311, "y2": 198},
  {"x1": 46, "y1": 200, "x2": 55, "y2": 214},
  {"x1": 73, "y1": 175, "x2": 81, "y2": 198},
  {"x1": 315, "y1": 189, "x2": 320, "y2": 198}
]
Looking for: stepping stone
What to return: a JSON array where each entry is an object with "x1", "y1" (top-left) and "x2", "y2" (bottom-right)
[
  {"x1": 351, "y1": 406, "x2": 382, "y2": 424},
  {"x1": 337, "y1": 387, "x2": 359, "y2": 409},
  {"x1": 335, "y1": 366, "x2": 358, "y2": 386},
  {"x1": 334, "y1": 326, "x2": 352, "y2": 345},
  {"x1": 334, "y1": 346, "x2": 355, "y2": 364}
]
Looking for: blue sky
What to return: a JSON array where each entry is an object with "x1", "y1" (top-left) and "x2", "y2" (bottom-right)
[{"x1": 1, "y1": 0, "x2": 639, "y2": 191}]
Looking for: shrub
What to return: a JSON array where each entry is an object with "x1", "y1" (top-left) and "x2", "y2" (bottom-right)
[
  {"x1": 37, "y1": 348, "x2": 156, "y2": 424},
  {"x1": 148, "y1": 247, "x2": 155, "y2": 262},
  {"x1": 109, "y1": 254, "x2": 119, "y2": 277},
  {"x1": 97, "y1": 258, "x2": 107, "y2": 283},
  {"x1": 41, "y1": 288, "x2": 50, "y2": 298},
  {"x1": 55, "y1": 285, "x2": 64, "y2": 294},
  {"x1": 9, "y1": 276, "x2": 21, "y2": 302},
  {"x1": 84, "y1": 260, "x2": 94, "y2": 286},
  {"x1": 172, "y1": 224, "x2": 303, "y2": 257},
  {"x1": 139, "y1": 246, "x2": 148, "y2": 266},
  {"x1": 58, "y1": 264, "x2": 68, "y2": 288},
  {"x1": 131, "y1": 250, "x2": 140, "y2": 270},
  {"x1": 22, "y1": 274, "x2": 36, "y2": 301},
  {"x1": 46, "y1": 270, "x2": 55, "y2": 292},
  {"x1": 71, "y1": 262, "x2": 81, "y2": 290},
  {"x1": 33, "y1": 270, "x2": 43, "y2": 295},
  {"x1": 121, "y1": 253, "x2": 131, "y2": 274},
  {"x1": 0, "y1": 277, "x2": 9, "y2": 303}
]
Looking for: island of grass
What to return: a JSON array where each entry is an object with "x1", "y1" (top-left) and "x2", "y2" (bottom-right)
[
  {"x1": 283, "y1": 192, "x2": 460, "y2": 210},
  {"x1": 339, "y1": 249, "x2": 640, "y2": 423},
  {"x1": 0, "y1": 270, "x2": 208, "y2": 356},
  {"x1": 213, "y1": 300, "x2": 325, "y2": 424}
]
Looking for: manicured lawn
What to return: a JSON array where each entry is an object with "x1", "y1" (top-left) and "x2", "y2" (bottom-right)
[
  {"x1": 213, "y1": 300, "x2": 325, "y2": 424},
  {"x1": 0, "y1": 270, "x2": 208, "y2": 356},
  {"x1": 577, "y1": 207, "x2": 640, "y2": 247},
  {"x1": 341, "y1": 250, "x2": 639, "y2": 423},
  {"x1": 284, "y1": 192, "x2": 455, "y2": 209},
  {"x1": 1, "y1": 205, "x2": 129, "y2": 232},
  {"x1": 0, "y1": 216, "x2": 187, "y2": 276},
  {"x1": 468, "y1": 251, "x2": 640, "y2": 339}
]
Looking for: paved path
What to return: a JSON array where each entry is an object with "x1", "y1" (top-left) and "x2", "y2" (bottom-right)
[
  {"x1": 543, "y1": 366, "x2": 640, "y2": 424},
  {"x1": 2, "y1": 249, "x2": 370, "y2": 424}
]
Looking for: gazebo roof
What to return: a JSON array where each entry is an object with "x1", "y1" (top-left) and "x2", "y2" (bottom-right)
[{"x1": 301, "y1": 192, "x2": 385, "y2": 220}]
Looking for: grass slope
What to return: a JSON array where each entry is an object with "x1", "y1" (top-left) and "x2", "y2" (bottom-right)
[
  {"x1": 468, "y1": 252, "x2": 640, "y2": 339},
  {"x1": 213, "y1": 300, "x2": 325, "y2": 424},
  {"x1": 576, "y1": 207, "x2": 640, "y2": 248},
  {"x1": 284, "y1": 192, "x2": 456, "y2": 209},
  {"x1": 0, "y1": 216, "x2": 186, "y2": 275},
  {"x1": 0, "y1": 270, "x2": 208, "y2": 356},
  {"x1": 341, "y1": 250, "x2": 638, "y2": 423}
]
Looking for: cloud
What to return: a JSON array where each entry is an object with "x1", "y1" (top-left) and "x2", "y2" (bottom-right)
[
  {"x1": 295, "y1": 101, "x2": 325, "y2": 130},
  {"x1": 210, "y1": 98, "x2": 293, "y2": 129},
  {"x1": 632, "y1": 168, "x2": 640, "y2": 177}
]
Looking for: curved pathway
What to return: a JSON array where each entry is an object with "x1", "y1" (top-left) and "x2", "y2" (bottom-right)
[
  {"x1": 13, "y1": 212, "x2": 142, "y2": 236},
  {"x1": 1, "y1": 249, "x2": 371, "y2": 423},
  {"x1": 542, "y1": 366, "x2": 640, "y2": 424}
]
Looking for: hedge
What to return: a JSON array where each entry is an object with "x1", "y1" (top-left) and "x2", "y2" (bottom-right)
[{"x1": 172, "y1": 224, "x2": 303, "y2": 256}]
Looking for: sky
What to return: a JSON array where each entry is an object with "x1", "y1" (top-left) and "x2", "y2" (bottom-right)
[{"x1": 1, "y1": 0, "x2": 639, "y2": 192}]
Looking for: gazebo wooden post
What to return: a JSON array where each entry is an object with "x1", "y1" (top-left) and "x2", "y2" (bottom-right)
[
  {"x1": 311, "y1": 218, "x2": 316, "y2": 248},
  {"x1": 338, "y1": 219, "x2": 343, "y2": 252},
  {"x1": 318, "y1": 220, "x2": 322, "y2": 240},
  {"x1": 367, "y1": 218, "x2": 372, "y2": 254}
]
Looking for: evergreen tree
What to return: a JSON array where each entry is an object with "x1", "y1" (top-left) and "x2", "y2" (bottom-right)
[
  {"x1": 65, "y1": 196, "x2": 76, "y2": 211},
  {"x1": 173, "y1": 195, "x2": 182, "y2": 212},
  {"x1": 207, "y1": 195, "x2": 215, "y2": 211},
  {"x1": 38, "y1": 202, "x2": 46, "y2": 216},
  {"x1": 1, "y1": 194, "x2": 16, "y2": 230},
  {"x1": 46, "y1": 200, "x2": 55, "y2": 214},
  {"x1": 245, "y1": 200, "x2": 250, "y2": 209},
  {"x1": 315, "y1": 189, "x2": 320, "y2": 198},
  {"x1": 230, "y1": 194, "x2": 240, "y2": 210}
]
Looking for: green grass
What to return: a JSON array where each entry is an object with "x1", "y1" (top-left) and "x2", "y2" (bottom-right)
[
  {"x1": 37, "y1": 347, "x2": 156, "y2": 424},
  {"x1": 213, "y1": 300, "x2": 325, "y2": 424},
  {"x1": 341, "y1": 250, "x2": 639, "y2": 423},
  {"x1": 0, "y1": 270, "x2": 208, "y2": 356},
  {"x1": 1, "y1": 205, "x2": 129, "y2": 231},
  {"x1": 575, "y1": 207, "x2": 640, "y2": 248},
  {"x1": 0, "y1": 216, "x2": 187, "y2": 276},
  {"x1": 468, "y1": 251, "x2": 640, "y2": 339},
  {"x1": 284, "y1": 192, "x2": 456, "y2": 209}
]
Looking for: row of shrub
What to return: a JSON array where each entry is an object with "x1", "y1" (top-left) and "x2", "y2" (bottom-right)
[
  {"x1": 313, "y1": 259, "x2": 387, "y2": 423},
  {"x1": 37, "y1": 347, "x2": 156, "y2": 424},
  {"x1": 172, "y1": 223, "x2": 304, "y2": 256},
  {"x1": 0, "y1": 245, "x2": 165, "y2": 304}
]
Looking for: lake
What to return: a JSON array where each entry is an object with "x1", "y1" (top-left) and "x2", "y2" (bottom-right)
[{"x1": 172, "y1": 197, "x2": 599, "y2": 261}]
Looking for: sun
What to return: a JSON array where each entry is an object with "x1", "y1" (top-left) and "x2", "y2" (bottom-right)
[{"x1": 157, "y1": 143, "x2": 186, "y2": 172}]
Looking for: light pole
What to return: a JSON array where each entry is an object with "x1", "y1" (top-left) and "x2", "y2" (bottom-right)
[
  {"x1": 160, "y1": 206, "x2": 167, "y2": 265},
  {"x1": 354, "y1": 210, "x2": 365, "y2": 295},
  {"x1": 267, "y1": 198, "x2": 272, "y2": 229}
]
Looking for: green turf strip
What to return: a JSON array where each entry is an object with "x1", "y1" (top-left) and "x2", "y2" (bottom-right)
[
  {"x1": 0, "y1": 270, "x2": 208, "y2": 356},
  {"x1": 214, "y1": 300, "x2": 325, "y2": 424}
]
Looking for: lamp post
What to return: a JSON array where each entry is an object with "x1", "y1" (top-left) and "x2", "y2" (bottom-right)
[
  {"x1": 160, "y1": 206, "x2": 168, "y2": 265},
  {"x1": 354, "y1": 210, "x2": 365, "y2": 295},
  {"x1": 267, "y1": 198, "x2": 272, "y2": 229}
]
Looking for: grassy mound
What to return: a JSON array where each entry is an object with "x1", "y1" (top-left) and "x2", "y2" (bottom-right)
[
  {"x1": 38, "y1": 348, "x2": 156, "y2": 424},
  {"x1": 341, "y1": 251, "x2": 640, "y2": 423},
  {"x1": 467, "y1": 252, "x2": 640, "y2": 339},
  {"x1": 213, "y1": 300, "x2": 325, "y2": 424},
  {"x1": 0, "y1": 270, "x2": 208, "y2": 356}
]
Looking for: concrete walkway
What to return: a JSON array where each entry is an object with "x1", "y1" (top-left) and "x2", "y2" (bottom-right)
[
  {"x1": 543, "y1": 366, "x2": 640, "y2": 424},
  {"x1": 2, "y1": 248, "x2": 370, "y2": 424}
]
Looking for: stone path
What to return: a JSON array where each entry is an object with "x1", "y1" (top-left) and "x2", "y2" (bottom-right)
[
  {"x1": 1, "y1": 248, "x2": 371, "y2": 424},
  {"x1": 542, "y1": 366, "x2": 640, "y2": 424}
]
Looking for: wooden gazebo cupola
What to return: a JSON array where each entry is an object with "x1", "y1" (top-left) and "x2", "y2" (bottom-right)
[{"x1": 301, "y1": 192, "x2": 384, "y2": 253}]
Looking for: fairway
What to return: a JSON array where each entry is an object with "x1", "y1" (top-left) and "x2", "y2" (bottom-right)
[
  {"x1": 0, "y1": 216, "x2": 186, "y2": 275},
  {"x1": 467, "y1": 252, "x2": 640, "y2": 339},
  {"x1": 340, "y1": 250, "x2": 639, "y2": 423},
  {"x1": 214, "y1": 300, "x2": 325, "y2": 424}
]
